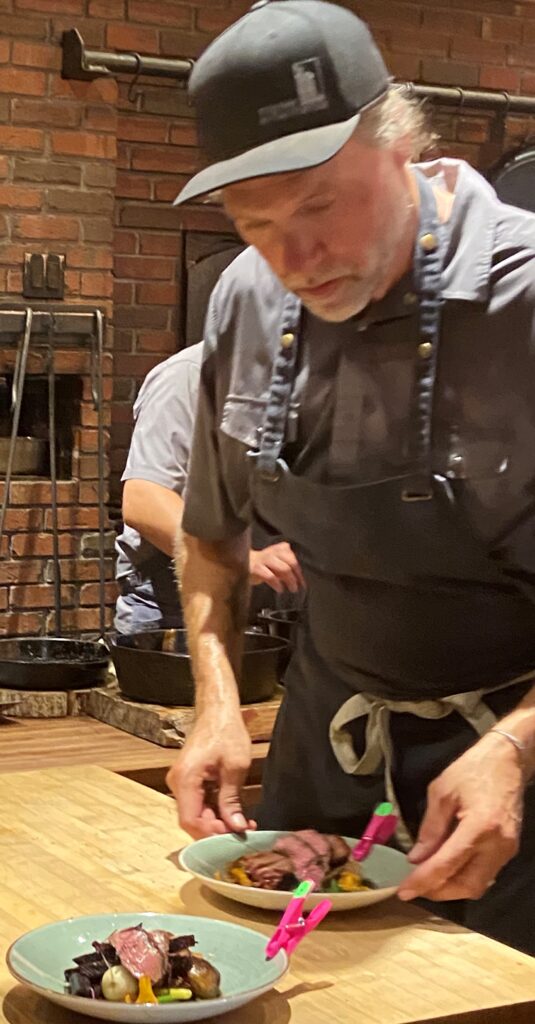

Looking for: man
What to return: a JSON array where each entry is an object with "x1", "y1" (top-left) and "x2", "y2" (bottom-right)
[
  {"x1": 115, "y1": 342, "x2": 304, "y2": 634},
  {"x1": 166, "y1": 0, "x2": 535, "y2": 954}
]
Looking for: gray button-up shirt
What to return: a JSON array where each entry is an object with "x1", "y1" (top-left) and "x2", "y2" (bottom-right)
[{"x1": 183, "y1": 159, "x2": 535, "y2": 581}]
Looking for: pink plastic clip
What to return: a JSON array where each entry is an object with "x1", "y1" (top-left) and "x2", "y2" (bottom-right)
[
  {"x1": 265, "y1": 880, "x2": 332, "y2": 960},
  {"x1": 352, "y1": 802, "x2": 398, "y2": 863}
]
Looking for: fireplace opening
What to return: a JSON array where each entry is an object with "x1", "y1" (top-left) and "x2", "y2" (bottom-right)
[{"x1": 0, "y1": 374, "x2": 83, "y2": 479}]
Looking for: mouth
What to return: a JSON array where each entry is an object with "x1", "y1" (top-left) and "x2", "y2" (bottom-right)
[{"x1": 298, "y1": 276, "x2": 348, "y2": 301}]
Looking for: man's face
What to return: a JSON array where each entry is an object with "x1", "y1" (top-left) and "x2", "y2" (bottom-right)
[{"x1": 223, "y1": 134, "x2": 414, "y2": 322}]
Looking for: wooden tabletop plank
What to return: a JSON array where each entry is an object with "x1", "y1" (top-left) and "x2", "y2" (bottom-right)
[
  {"x1": 0, "y1": 765, "x2": 534, "y2": 1024},
  {"x1": 0, "y1": 716, "x2": 269, "y2": 784}
]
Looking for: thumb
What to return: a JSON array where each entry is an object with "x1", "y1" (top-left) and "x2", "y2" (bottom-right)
[
  {"x1": 409, "y1": 788, "x2": 456, "y2": 864},
  {"x1": 218, "y1": 765, "x2": 248, "y2": 832}
]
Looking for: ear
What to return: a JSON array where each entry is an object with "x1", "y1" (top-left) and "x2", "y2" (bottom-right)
[{"x1": 391, "y1": 132, "x2": 413, "y2": 167}]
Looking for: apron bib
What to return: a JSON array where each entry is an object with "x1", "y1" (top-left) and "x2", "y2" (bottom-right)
[{"x1": 244, "y1": 171, "x2": 535, "y2": 953}]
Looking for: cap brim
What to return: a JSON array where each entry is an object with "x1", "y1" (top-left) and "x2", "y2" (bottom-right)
[{"x1": 173, "y1": 112, "x2": 361, "y2": 205}]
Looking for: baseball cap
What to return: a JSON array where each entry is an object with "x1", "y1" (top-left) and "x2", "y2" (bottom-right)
[{"x1": 174, "y1": 0, "x2": 390, "y2": 205}]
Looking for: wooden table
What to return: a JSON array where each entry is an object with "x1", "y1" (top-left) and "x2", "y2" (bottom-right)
[
  {"x1": 1, "y1": 766, "x2": 534, "y2": 1024},
  {"x1": 0, "y1": 716, "x2": 268, "y2": 791}
]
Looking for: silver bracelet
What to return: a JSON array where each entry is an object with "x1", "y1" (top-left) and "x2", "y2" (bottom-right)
[{"x1": 489, "y1": 727, "x2": 527, "y2": 753}]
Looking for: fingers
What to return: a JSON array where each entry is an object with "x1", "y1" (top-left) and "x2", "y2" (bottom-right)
[
  {"x1": 250, "y1": 543, "x2": 305, "y2": 593},
  {"x1": 408, "y1": 780, "x2": 457, "y2": 864},
  {"x1": 218, "y1": 762, "x2": 250, "y2": 832},
  {"x1": 166, "y1": 762, "x2": 222, "y2": 839},
  {"x1": 398, "y1": 815, "x2": 519, "y2": 903}
]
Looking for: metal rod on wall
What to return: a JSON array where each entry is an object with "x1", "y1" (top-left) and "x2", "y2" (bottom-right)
[{"x1": 62, "y1": 27, "x2": 535, "y2": 114}]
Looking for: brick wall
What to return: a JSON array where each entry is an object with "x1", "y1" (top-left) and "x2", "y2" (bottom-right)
[
  {"x1": 0, "y1": 0, "x2": 117, "y2": 634},
  {"x1": 1, "y1": 0, "x2": 535, "y2": 634},
  {"x1": 110, "y1": 0, "x2": 535, "y2": 505}
]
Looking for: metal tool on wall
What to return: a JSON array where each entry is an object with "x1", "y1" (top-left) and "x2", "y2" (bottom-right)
[{"x1": 0, "y1": 305, "x2": 110, "y2": 690}]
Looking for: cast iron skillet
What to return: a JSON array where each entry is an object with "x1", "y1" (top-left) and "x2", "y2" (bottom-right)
[
  {"x1": 110, "y1": 628, "x2": 289, "y2": 706},
  {"x1": 0, "y1": 638, "x2": 110, "y2": 691},
  {"x1": 487, "y1": 142, "x2": 535, "y2": 214}
]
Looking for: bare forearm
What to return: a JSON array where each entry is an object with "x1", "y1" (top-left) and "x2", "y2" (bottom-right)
[
  {"x1": 177, "y1": 529, "x2": 251, "y2": 717},
  {"x1": 123, "y1": 479, "x2": 184, "y2": 558}
]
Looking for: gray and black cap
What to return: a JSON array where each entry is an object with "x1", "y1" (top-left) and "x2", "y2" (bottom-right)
[{"x1": 174, "y1": 0, "x2": 390, "y2": 205}]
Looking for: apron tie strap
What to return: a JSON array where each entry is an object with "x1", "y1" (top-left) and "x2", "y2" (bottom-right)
[{"x1": 328, "y1": 678, "x2": 533, "y2": 851}]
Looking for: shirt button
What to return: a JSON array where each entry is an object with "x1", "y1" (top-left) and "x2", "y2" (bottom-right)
[
  {"x1": 419, "y1": 232, "x2": 438, "y2": 252},
  {"x1": 280, "y1": 332, "x2": 294, "y2": 348},
  {"x1": 418, "y1": 341, "x2": 433, "y2": 358},
  {"x1": 403, "y1": 291, "x2": 418, "y2": 306}
]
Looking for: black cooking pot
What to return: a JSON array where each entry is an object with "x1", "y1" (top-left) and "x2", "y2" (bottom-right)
[
  {"x1": 0, "y1": 637, "x2": 110, "y2": 691},
  {"x1": 257, "y1": 608, "x2": 301, "y2": 644},
  {"x1": 487, "y1": 143, "x2": 535, "y2": 214},
  {"x1": 110, "y1": 628, "x2": 289, "y2": 706}
]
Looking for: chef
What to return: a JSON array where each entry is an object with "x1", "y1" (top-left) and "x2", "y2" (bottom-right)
[
  {"x1": 166, "y1": 0, "x2": 535, "y2": 954},
  {"x1": 115, "y1": 341, "x2": 304, "y2": 634}
]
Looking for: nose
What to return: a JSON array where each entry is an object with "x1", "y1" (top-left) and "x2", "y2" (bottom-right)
[{"x1": 276, "y1": 229, "x2": 325, "y2": 280}]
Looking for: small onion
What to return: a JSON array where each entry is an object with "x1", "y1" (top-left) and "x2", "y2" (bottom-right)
[{"x1": 101, "y1": 965, "x2": 138, "y2": 1002}]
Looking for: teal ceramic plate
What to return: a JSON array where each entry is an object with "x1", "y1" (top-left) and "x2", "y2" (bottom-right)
[
  {"x1": 6, "y1": 912, "x2": 288, "y2": 1022},
  {"x1": 180, "y1": 831, "x2": 411, "y2": 912}
]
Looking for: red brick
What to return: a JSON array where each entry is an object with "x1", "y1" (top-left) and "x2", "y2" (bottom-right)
[
  {"x1": 0, "y1": 126, "x2": 44, "y2": 151},
  {"x1": 450, "y1": 36, "x2": 507, "y2": 63},
  {"x1": 388, "y1": 27, "x2": 449, "y2": 57},
  {"x1": 84, "y1": 107, "x2": 117, "y2": 133},
  {"x1": 80, "y1": 581, "x2": 118, "y2": 605},
  {"x1": 1, "y1": 13, "x2": 47, "y2": 37},
  {"x1": 457, "y1": 116, "x2": 493, "y2": 144},
  {"x1": 153, "y1": 179, "x2": 183, "y2": 202},
  {"x1": 14, "y1": 214, "x2": 79, "y2": 241},
  {"x1": 117, "y1": 117, "x2": 167, "y2": 143},
  {"x1": 160, "y1": 28, "x2": 209, "y2": 58},
  {"x1": 138, "y1": 329, "x2": 177, "y2": 353},
  {"x1": 7, "y1": 268, "x2": 23, "y2": 293},
  {"x1": 10, "y1": 583, "x2": 76, "y2": 609},
  {"x1": 114, "y1": 353, "x2": 160, "y2": 377},
  {"x1": 0, "y1": 185, "x2": 41, "y2": 209},
  {"x1": 47, "y1": 558, "x2": 115, "y2": 582},
  {"x1": 12, "y1": 40, "x2": 61, "y2": 69},
  {"x1": 76, "y1": 453, "x2": 110, "y2": 479},
  {"x1": 16, "y1": 0, "x2": 82, "y2": 9},
  {"x1": 3, "y1": 508, "x2": 42, "y2": 531},
  {"x1": 8, "y1": 480, "x2": 77, "y2": 505},
  {"x1": 169, "y1": 122, "x2": 197, "y2": 146},
  {"x1": 421, "y1": 59, "x2": 480, "y2": 88},
  {"x1": 51, "y1": 131, "x2": 117, "y2": 160},
  {"x1": 0, "y1": 40, "x2": 9, "y2": 64},
  {"x1": 508, "y1": 43, "x2": 535, "y2": 66},
  {"x1": 196, "y1": 6, "x2": 237, "y2": 32},
  {"x1": 54, "y1": 606, "x2": 114, "y2": 632},
  {"x1": 140, "y1": 233, "x2": 180, "y2": 256},
  {"x1": 11, "y1": 533, "x2": 77, "y2": 557},
  {"x1": 80, "y1": 402, "x2": 111, "y2": 427},
  {"x1": 421, "y1": 9, "x2": 481, "y2": 35},
  {"x1": 129, "y1": 0, "x2": 191, "y2": 26},
  {"x1": 83, "y1": 163, "x2": 116, "y2": 189},
  {"x1": 82, "y1": 375, "x2": 113, "y2": 403},
  {"x1": 0, "y1": 156, "x2": 8, "y2": 179},
  {"x1": 88, "y1": 0, "x2": 124, "y2": 16},
  {"x1": 80, "y1": 270, "x2": 114, "y2": 298},
  {"x1": 0, "y1": 67, "x2": 46, "y2": 95},
  {"x1": 114, "y1": 281, "x2": 134, "y2": 304},
  {"x1": 114, "y1": 305, "x2": 168, "y2": 329},
  {"x1": 479, "y1": 67, "x2": 521, "y2": 91},
  {"x1": 53, "y1": 349, "x2": 91, "y2": 374},
  {"x1": 114, "y1": 229, "x2": 137, "y2": 254},
  {"x1": 115, "y1": 255, "x2": 174, "y2": 279},
  {"x1": 0, "y1": 588, "x2": 9, "y2": 612},
  {"x1": 524, "y1": 22, "x2": 535, "y2": 44},
  {"x1": 522, "y1": 71, "x2": 535, "y2": 92},
  {"x1": 482, "y1": 15, "x2": 523, "y2": 43},
  {"x1": 12, "y1": 98, "x2": 81, "y2": 129},
  {"x1": 44, "y1": 506, "x2": 101, "y2": 530},
  {"x1": 115, "y1": 173, "x2": 151, "y2": 200},
  {"x1": 0, "y1": 561, "x2": 43, "y2": 585},
  {"x1": 67, "y1": 246, "x2": 113, "y2": 270},
  {"x1": 51, "y1": 76, "x2": 117, "y2": 104},
  {"x1": 137, "y1": 281, "x2": 178, "y2": 305},
  {"x1": 387, "y1": 54, "x2": 422, "y2": 82},
  {"x1": 106, "y1": 23, "x2": 159, "y2": 53},
  {"x1": 130, "y1": 145, "x2": 199, "y2": 174},
  {"x1": 0, "y1": 611, "x2": 43, "y2": 635},
  {"x1": 64, "y1": 269, "x2": 81, "y2": 294}
]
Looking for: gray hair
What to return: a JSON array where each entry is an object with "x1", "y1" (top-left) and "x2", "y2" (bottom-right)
[{"x1": 356, "y1": 86, "x2": 437, "y2": 161}]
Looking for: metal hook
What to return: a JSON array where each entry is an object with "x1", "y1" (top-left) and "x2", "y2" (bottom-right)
[
  {"x1": 128, "y1": 52, "x2": 143, "y2": 104},
  {"x1": 456, "y1": 87, "x2": 466, "y2": 111},
  {"x1": 501, "y1": 90, "x2": 511, "y2": 116}
]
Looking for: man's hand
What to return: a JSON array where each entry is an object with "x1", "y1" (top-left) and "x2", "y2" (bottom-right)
[
  {"x1": 249, "y1": 541, "x2": 305, "y2": 594},
  {"x1": 397, "y1": 731, "x2": 524, "y2": 903},
  {"x1": 166, "y1": 710, "x2": 257, "y2": 839}
]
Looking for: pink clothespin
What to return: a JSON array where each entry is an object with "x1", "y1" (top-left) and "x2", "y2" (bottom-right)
[
  {"x1": 265, "y1": 880, "x2": 332, "y2": 960},
  {"x1": 352, "y1": 801, "x2": 398, "y2": 863}
]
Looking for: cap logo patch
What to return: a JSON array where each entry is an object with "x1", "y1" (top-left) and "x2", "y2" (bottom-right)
[{"x1": 258, "y1": 55, "x2": 328, "y2": 126}]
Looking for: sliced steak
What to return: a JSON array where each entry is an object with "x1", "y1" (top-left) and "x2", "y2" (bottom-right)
[{"x1": 108, "y1": 926, "x2": 169, "y2": 982}]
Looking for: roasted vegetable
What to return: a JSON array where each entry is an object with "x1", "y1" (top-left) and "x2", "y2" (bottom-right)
[
  {"x1": 101, "y1": 965, "x2": 138, "y2": 1002},
  {"x1": 187, "y1": 958, "x2": 221, "y2": 999},
  {"x1": 157, "y1": 988, "x2": 193, "y2": 1003}
]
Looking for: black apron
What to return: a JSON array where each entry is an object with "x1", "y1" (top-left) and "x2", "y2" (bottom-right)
[{"x1": 247, "y1": 171, "x2": 535, "y2": 955}]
